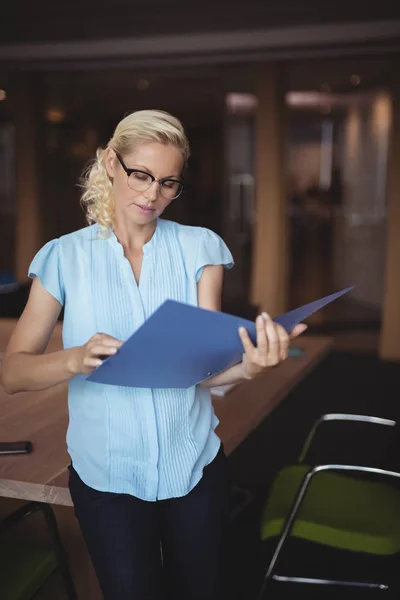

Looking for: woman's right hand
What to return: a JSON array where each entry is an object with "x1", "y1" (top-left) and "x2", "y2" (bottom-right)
[{"x1": 69, "y1": 333, "x2": 123, "y2": 375}]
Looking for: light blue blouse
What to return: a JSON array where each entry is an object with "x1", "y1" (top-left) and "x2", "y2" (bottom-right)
[{"x1": 28, "y1": 219, "x2": 234, "y2": 501}]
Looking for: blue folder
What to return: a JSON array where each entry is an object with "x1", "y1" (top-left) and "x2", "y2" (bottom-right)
[{"x1": 87, "y1": 286, "x2": 353, "y2": 389}]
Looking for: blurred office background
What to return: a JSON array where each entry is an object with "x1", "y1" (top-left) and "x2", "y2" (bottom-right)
[{"x1": 0, "y1": 1, "x2": 399, "y2": 361}]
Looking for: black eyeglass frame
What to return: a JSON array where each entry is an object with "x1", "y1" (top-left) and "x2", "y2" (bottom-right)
[{"x1": 114, "y1": 151, "x2": 184, "y2": 200}]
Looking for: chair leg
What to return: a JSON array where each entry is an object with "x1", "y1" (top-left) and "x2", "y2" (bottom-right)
[
  {"x1": 257, "y1": 546, "x2": 391, "y2": 598},
  {"x1": 39, "y1": 503, "x2": 78, "y2": 600},
  {"x1": 256, "y1": 572, "x2": 273, "y2": 600},
  {"x1": 273, "y1": 575, "x2": 389, "y2": 590},
  {"x1": 230, "y1": 485, "x2": 254, "y2": 521}
]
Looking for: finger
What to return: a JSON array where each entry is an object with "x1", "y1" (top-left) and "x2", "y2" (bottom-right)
[
  {"x1": 262, "y1": 313, "x2": 280, "y2": 365},
  {"x1": 238, "y1": 327, "x2": 256, "y2": 357},
  {"x1": 275, "y1": 323, "x2": 290, "y2": 361},
  {"x1": 256, "y1": 315, "x2": 268, "y2": 355},
  {"x1": 91, "y1": 333, "x2": 123, "y2": 347},
  {"x1": 83, "y1": 357, "x2": 103, "y2": 368},
  {"x1": 290, "y1": 323, "x2": 308, "y2": 339},
  {"x1": 89, "y1": 344, "x2": 119, "y2": 358},
  {"x1": 98, "y1": 334, "x2": 124, "y2": 347}
]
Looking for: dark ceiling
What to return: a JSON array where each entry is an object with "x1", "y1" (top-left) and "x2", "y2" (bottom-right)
[{"x1": 1, "y1": 0, "x2": 399, "y2": 45}]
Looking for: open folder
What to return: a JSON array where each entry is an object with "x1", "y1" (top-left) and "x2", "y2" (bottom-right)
[{"x1": 87, "y1": 286, "x2": 354, "y2": 389}]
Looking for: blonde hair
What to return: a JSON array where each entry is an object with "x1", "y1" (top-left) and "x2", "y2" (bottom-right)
[{"x1": 80, "y1": 109, "x2": 190, "y2": 231}]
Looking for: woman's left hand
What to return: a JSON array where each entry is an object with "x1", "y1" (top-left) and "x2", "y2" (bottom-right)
[{"x1": 239, "y1": 313, "x2": 307, "y2": 380}]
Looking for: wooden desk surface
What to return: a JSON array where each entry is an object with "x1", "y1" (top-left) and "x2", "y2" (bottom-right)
[{"x1": 0, "y1": 318, "x2": 332, "y2": 507}]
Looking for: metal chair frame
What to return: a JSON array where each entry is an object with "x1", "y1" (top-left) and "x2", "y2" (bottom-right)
[
  {"x1": 0, "y1": 501, "x2": 78, "y2": 599},
  {"x1": 258, "y1": 413, "x2": 398, "y2": 597}
]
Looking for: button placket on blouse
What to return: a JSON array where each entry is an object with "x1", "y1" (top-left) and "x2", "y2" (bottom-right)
[
  {"x1": 135, "y1": 244, "x2": 163, "y2": 498},
  {"x1": 112, "y1": 238, "x2": 160, "y2": 498}
]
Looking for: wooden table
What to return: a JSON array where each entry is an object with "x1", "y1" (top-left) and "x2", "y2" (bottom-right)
[{"x1": 0, "y1": 319, "x2": 332, "y2": 508}]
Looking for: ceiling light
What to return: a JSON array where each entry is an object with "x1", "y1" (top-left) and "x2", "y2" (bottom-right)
[
  {"x1": 137, "y1": 79, "x2": 149, "y2": 91},
  {"x1": 45, "y1": 107, "x2": 66, "y2": 123},
  {"x1": 225, "y1": 93, "x2": 258, "y2": 114}
]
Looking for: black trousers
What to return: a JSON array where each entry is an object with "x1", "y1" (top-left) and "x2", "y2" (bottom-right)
[{"x1": 68, "y1": 446, "x2": 230, "y2": 600}]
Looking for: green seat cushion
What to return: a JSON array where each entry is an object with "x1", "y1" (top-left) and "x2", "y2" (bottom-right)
[
  {"x1": 0, "y1": 542, "x2": 57, "y2": 600},
  {"x1": 261, "y1": 464, "x2": 400, "y2": 555}
]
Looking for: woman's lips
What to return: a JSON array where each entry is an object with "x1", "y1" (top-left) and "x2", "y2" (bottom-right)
[{"x1": 134, "y1": 204, "x2": 155, "y2": 214}]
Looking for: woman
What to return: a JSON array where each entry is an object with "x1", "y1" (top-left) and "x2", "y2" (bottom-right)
[{"x1": 0, "y1": 109, "x2": 305, "y2": 599}]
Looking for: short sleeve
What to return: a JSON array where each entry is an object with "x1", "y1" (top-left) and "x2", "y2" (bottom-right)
[
  {"x1": 195, "y1": 228, "x2": 234, "y2": 283},
  {"x1": 28, "y1": 239, "x2": 65, "y2": 305}
]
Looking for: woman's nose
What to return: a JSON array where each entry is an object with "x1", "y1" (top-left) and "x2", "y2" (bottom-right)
[{"x1": 143, "y1": 180, "x2": 159, "y2": 202}]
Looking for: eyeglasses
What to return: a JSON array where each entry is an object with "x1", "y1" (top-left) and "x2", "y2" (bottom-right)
[{"x1": 115, "y1": 152, "x2": 184, "y2": 200}]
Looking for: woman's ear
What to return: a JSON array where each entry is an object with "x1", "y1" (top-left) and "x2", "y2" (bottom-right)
[{"x1": 104, "y1": 147, "x2": 116, "y2": 179}]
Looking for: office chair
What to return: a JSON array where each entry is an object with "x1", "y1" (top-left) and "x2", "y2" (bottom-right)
[
  {"x1": 0, "y1": 501, "x2": 78, "y2": 599},
  {"x1": 258, "y1": 413, "x2": 400, "y2": 597}
]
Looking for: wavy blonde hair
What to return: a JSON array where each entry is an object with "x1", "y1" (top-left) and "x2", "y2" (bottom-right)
[{"x1": 80, "y1": 109, "x2": 190, "y2": 232}]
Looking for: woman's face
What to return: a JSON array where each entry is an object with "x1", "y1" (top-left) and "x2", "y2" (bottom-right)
[{"x1": 105, "y1": 141, "x2": 184, "y2": 226}]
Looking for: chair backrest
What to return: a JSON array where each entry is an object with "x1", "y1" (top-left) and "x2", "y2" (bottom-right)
[{"x1": 304, "y1": 418, "x2": 399, "y2": 473}]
